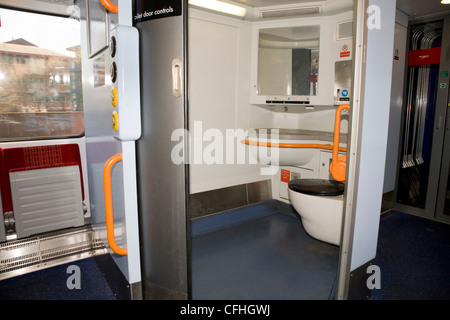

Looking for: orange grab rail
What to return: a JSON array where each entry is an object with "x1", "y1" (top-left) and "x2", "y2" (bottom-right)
[
  {"x1": 242, "y1": 140, "x2": 347, "y2": 153},
  {"x1": 103, "y1": 153, "x2": 127, "y2": 256},
  {"x1": 329, "y1": 104, "x2": 350, "y2": 183},
  {"x1": 100, "y1": 0, "x2": 118, "y2": 13}
]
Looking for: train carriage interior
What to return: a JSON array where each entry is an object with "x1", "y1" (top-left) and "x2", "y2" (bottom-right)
[{"x1": 0, "y1": 0, "x2": 449, "y2": 302}]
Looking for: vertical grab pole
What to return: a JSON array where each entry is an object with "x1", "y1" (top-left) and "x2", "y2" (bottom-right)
[
  {"x1": 103, "y1": 153, "x2": 127, "y2": 255},
  {"x1": 330, "y1": 104, "x2": 350, "y2": 183}
]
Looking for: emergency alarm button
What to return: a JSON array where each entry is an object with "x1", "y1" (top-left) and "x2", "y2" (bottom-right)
[
  {"x1": 112, "y1": 111, "x2": 119, "y2": 132},
  {"x1": 111, "y1": 87, "x2": 118, "y2": 107}
]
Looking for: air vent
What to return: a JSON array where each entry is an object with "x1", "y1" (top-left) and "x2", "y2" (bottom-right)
[
  {"x1": 260, "y1": 6, "x2": 321, "y2": 19},
  {"x1": 337, "y1": 21, "x2": 354, "y2": 40}
]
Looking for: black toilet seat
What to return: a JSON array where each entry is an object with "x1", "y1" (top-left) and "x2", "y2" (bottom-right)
[{"x1": 288, "y1": 179, "x2": 345, "y2": 197}]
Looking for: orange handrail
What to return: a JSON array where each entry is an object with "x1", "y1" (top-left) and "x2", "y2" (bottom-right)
[
  {"x1": 242, "y1": 140, "x2": 347, "y2": 153},
  {"x1": 100, "y1": 0, "x2": 118, "y2": 13},
  {"x1": 103, "y1": 153, "x2": 127, "y2": 256},
  {"x1": 329, "y1": 104, "x2": 350, "y2": 183}
]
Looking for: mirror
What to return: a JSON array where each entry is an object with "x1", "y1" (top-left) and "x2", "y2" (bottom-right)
[{"x1": 257, "y1": 25, "x2": 320, "y2": 97}]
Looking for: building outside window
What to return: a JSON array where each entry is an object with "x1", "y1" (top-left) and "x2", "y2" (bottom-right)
[{"x1": 0, "y1": 8, "x2": 84, "y2": 141}]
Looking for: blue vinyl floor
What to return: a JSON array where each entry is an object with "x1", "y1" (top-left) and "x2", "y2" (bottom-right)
[
  {"x1": 1, "y1": 201, "x2": 449, "y2": 300},
  {"x1": 191, "y1": 201, "x2": 340, "y2": 300}
]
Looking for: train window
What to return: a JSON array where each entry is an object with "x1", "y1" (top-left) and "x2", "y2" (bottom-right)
[{"x1": 0, "y1": 8, "x2": 84, "y2": 141}]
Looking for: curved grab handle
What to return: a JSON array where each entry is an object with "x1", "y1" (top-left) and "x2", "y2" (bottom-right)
[
  {"x1": 330, "y1": 104, "x2": 350, "y2": 183},
  {"x1": 242, "y1": 140, "x2": 347, "y2": 153},
  {"x1": 103, "y1": 153, "x2": 127, "y2": 255},
  {"x1": 100, "y1": 0, "x2": 118, "y2": 13}
]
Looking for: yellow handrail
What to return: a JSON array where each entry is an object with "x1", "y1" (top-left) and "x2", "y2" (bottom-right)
[
  {"x1": 242, "y1": 140, "x2": 347, "y2": 153},
  {"x1": 329, "y1": 104, "x2": 350, "y2": 183},
  {"x1": 100, "y1": 0, "x2": 118, "y2": 13},
  {"x1": 103, "y1": 153, "x2": 127, "y2": 256}
]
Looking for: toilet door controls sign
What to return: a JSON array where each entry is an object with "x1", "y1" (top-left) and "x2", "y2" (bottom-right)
[{"x1": 134, "y1": 0, "x2": 182, "y2": 24}]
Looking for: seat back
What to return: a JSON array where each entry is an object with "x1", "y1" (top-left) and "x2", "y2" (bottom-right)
[{"x1": 0, "y1": 144, "x2": 85, "y2": 239}]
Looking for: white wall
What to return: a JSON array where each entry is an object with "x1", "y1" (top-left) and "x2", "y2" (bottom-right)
[
  {"x1": 188, "y1": 9, "x2": 265, "y2": 194},
  {"x1": 188, "y1": 7, "x2": 354, "y2": 195}
]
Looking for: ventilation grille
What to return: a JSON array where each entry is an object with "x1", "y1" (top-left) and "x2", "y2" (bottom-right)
[
  {"x1": 260, "y1": 6, "x2": 321, "y2": 19},
  {"x1": 0, "y1": 225, "x2": 106, "y2": 280},
  {"x1": 338, "y1": 21, "x2": 354, "y2": 40}
]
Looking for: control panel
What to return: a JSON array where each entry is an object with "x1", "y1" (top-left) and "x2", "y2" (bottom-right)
[{"x1": 109, "y1": 25, "x2": 141, "y2": 141}]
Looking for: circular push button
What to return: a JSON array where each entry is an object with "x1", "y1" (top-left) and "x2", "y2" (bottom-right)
[
  {"x1": 111, "y1": 87, "x2": 118, "y2": 107},
  {"x1": 111, "y1": 111, "x2": 119, "y2": 132},
  {"x1": 111, "y1": 62, "x2": 117, "y2": 83},
  {"x1": 110, "y1": 36, "x2": 117, "y2": 58}
]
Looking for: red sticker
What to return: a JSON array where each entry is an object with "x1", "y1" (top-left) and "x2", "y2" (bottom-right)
[
  {"x1": 408, "y1": 47, "x2": 441, "y2": 66},
  {"x1": 281, "y1": 169, "x2": 291, "y2": 183}
]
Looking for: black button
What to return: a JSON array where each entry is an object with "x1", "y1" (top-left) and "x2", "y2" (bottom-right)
[{"x1": 111, "y1": 62, "x2": 117, "y2": 83}]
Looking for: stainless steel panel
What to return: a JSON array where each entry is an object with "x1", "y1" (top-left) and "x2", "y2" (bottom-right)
[
  {"x1": 189, "y1": 181, "x2": 271, "y2": 219},
  {"x1": 135, "y1": 2, "x2": 189, "y2": 299},
  {"x1": 334, "y1": 60, "x2": 353, "y2": 105},
  {"x1": 190, "y1": 185, "x2": 247, "y2": 219},
  {"x1": 0, "y1": 225, "x2": 106, "y2": 281},
  {"x1": 247, "y1": 180, "x2": 272, "y2": 205}
]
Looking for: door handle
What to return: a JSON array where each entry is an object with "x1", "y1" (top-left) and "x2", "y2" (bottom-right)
[
  {"x1": 172, "y1": 59, "x2": 182, "y2": 98},
  {"x1": 103, "y1": 153, "x2": 127, "y2": 256}
]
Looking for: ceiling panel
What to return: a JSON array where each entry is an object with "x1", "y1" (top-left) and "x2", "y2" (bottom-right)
[{"x1": 396, "y1": 0, "x2": 450, "y2": 18}]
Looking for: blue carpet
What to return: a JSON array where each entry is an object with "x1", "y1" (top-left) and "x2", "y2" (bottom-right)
[
  {"x1": 0, "y1": 257, "x2": 116, "y2": 300},
  {"x1": 372, "y1": 211, "x2": 450, "y2": 300}
]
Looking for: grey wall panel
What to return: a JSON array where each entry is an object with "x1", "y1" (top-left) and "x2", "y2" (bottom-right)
[{"x1": 135, "y1": 5, "x2": 189, "y2": 299}]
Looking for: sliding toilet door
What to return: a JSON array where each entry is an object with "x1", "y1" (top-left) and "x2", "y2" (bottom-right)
[{"x1": 134, "y1": 0, "x2": 190, "y2": 300}]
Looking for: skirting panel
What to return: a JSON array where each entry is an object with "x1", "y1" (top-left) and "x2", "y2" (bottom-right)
[{"x1": 189, "y1": 180, "x2": 272, "y2": 219}]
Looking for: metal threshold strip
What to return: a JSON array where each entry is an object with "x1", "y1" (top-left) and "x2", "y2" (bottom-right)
[{"x1": 0, "y1": 225, "x2": 107, "y2": 281}]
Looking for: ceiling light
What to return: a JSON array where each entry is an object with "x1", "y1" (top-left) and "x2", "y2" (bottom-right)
[
  {"x1": 442, "y1": 0, "x2": 450, "y2": 4},
  {"x1": 188, "y1": 0, "x2": 247, "y2": 17}
]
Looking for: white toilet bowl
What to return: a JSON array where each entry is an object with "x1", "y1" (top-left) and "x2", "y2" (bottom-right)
[{"x1": 288, "y1": 179, "x2": 345, "y2": 246}]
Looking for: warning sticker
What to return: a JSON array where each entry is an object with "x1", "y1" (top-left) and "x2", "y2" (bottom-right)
[
  {"x1": 281, "y1": 169, "x2": 291, "y2": 183},
  {"x1": 340, "y1": 44, "x2": 351, "y2": 58}
]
